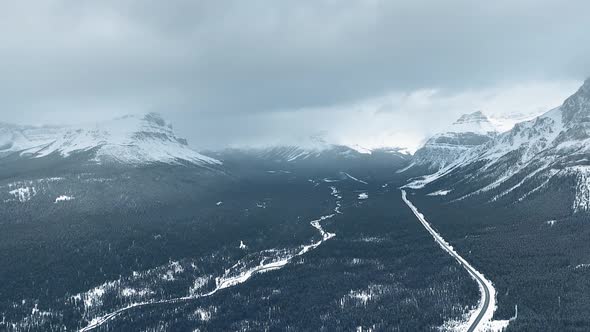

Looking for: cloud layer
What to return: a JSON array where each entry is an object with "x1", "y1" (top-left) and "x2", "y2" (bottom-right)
[{"x1": 0, "y1": 1, "x2": 588, "y2": 149}]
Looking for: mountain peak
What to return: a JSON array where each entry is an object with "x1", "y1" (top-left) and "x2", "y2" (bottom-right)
[
  {"x1": 561, "y1": 79, "x2": 590, "y2": 125},
  {"x1": 411, "y1": 111, "x2": 496, "y2": 171},
  {"x1": 142, "y1": 112, "x2": 170, "y2": 128},
  {"x1": 448, "y1": 111, "x2": 496, "y2": 135},
  {"x1": 453, "y1": 111, "x2": 489, "y2": 124}
]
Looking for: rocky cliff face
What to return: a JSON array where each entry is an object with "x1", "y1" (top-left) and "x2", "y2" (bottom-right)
[{"x1": 411, "y1": 111, "x2": 497, "y2": 171}]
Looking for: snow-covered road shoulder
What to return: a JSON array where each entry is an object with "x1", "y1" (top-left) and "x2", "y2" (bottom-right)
[{"x1": 401, "y1": 190, "x2": 509, "y2": 332}]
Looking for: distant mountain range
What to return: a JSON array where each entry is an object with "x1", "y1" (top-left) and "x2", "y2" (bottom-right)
[
  {"x1": 3, "y1": 78, "x2": 588, "y2": 215},
  {"x1": 0, "y1": 99, "x2": 547, "y2": 175}
]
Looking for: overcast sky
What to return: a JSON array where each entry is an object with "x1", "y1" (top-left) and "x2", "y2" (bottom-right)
[{"x1": 1, "y1": 0, "x2": 589, "y2": 150}]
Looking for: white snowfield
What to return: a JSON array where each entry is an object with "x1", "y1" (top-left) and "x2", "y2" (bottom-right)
[
  {"x1": 78, "y1": 186, "x2": 341, "y2": 332},
  {"x1": 0, "y1": 113, "x2": 220, "y2": 166},
  {"x1": 401, "y1": 190, "x2": 510, "y2": 332}
]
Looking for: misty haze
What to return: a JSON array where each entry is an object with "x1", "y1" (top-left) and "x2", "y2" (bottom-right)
[{"x1": 1, "y1": 1, "x2": 590, "y2": 332}]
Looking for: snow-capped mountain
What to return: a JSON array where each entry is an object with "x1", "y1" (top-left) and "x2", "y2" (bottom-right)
[
  {"x1": 408, "y1": 111, "x2": 497, "y2": 172},
  {"x1": 408, "y1": 78, "x2": 590, "y2": 213},
  {"x1": 239, "y1": 133, "x2": 345, "y2": 163},
  {"x1": 225, "y1": 144, "x2": 372, "y2": 164},
  {"x1": 0, "y1": 113, "x2": 220, "y2": 166},
  {"x1": 210, "y1": 130, "x2": 410, "y2": 165},
  {"x1": 209, "y1": 134, "x2": 411, "y2": 174}
]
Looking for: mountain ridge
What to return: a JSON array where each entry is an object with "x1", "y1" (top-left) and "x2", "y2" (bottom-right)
[
  {"x1": 407, "y1": 111, "x2": 497, "y2": 172},
  {"x1": 0, "y1": 113, "x2": 220, "y2": 166},
  {"x1": 406, "y1": 78, "x2": 590, "y2": 213}
]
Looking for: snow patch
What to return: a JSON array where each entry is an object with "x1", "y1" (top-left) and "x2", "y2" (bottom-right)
[
  {"x1": 160, "y1": 261, "x2": 184, "y2": 281},
  {"x1": 342, "y1": 172, "x2": 368, "y2": 184},
  {"x1": 570, "y1": 166, "x2": 590, "y2": 212},
  {"x1": 193, "y1": 308, "x2": 212, "y2": 321},
  {"x1": 188, "y1": 276, "x2": 211, "y2": 296},
  {"x1": 427, "y1": 190, "x2": 451, "y2": 196},
  {"x1": 396, "y1": 162, "x2": 415, "y2": 174},
  {"x1": 9, "y1": 187, "x2": 36, "y2": 202},
  {"x1": 120, "y1": 288, "x2": 151, "y2": 298},
  {"x1": 266, "y1": 170, "x2": 291, "y2": 174},
  {"x1": 54, "y1": 195, "x2": 74, "y2": 203}
]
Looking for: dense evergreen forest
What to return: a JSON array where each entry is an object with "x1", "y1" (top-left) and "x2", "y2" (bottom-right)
[
  {"x1": 411, "y1": 184, "x2": 590, "y2": 331},
  {"x1": 0, "y1": 164, "x2": 478, "y2": 331}
]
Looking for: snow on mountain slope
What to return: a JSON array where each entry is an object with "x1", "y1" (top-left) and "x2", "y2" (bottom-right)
[
  {"x1": 255, "y1": 134, "x2": 333, "y2": 162},
  {"x1": 0, "y1": 113, "x2": 220, "y2": 166},
  {"x1": 0, "y1": 123, "x2": 63, "y2": 155},
  {"x1": 487, "y1": 110, "x2": 545, "y2": 132},
  {"x1": 254, "y1": 144, "x2": 379, "y2": 163},
  {"x1": 229, "y1": 133, "x2": 339, "y2": 162},
  {"x1": 410, "y1": 111, "x2": 497, "y2": 171},
  {"x1": 408, "y1": 78, "x2": 590, "y2": 212},
  {"x1": 212, "y1": 131, "x2": 411, "y2": 166}
]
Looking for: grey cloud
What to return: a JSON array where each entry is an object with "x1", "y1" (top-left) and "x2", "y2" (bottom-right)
[{"x1": 0, "y1": 0, "x2": 589, "y2": 148}]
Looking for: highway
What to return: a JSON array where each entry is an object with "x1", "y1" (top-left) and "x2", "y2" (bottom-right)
[{"x1": 401, "y1": 190, "x2": 492, "y2": 332}]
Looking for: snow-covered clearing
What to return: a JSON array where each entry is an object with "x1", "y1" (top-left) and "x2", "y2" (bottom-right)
[{"x1": 55, "y1": 195, "x2": 74, "y2": 203}]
